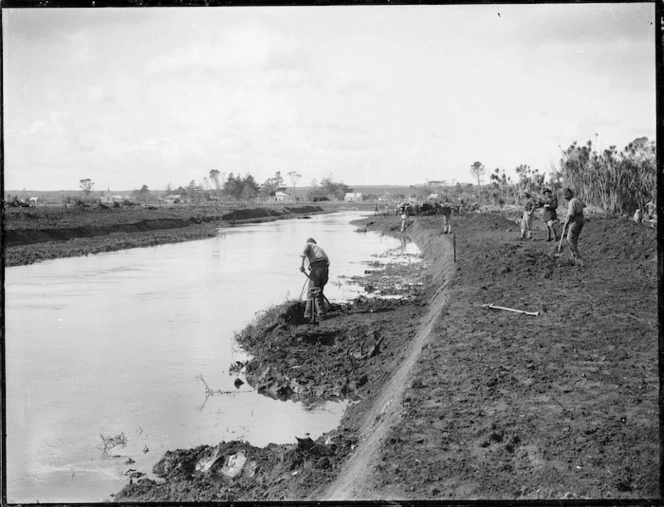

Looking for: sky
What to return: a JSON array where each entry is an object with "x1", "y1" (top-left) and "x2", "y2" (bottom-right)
[{"x1": 2, "y1": 3, "x2": 656, "y2": 192}]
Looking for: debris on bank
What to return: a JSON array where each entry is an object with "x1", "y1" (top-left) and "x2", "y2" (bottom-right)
[{"x1": 114, "y1": 434, "x2": 358, "y2": 502}]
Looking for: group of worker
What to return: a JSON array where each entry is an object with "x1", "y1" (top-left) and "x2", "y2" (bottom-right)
[
  {"x1": 521, "y1": 187, "x2": 585, "y2": 264},
  {"x1": 299, "y1": 187, "x2": 587, "y2": 324}
]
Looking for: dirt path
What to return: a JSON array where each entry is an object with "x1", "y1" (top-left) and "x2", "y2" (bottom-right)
[
  {"x1": 322, "y1": 266, "x2": 451, "y2": 499},
  {"x1": 322, "y1": 226, "x2": 455, "y2": 500}
]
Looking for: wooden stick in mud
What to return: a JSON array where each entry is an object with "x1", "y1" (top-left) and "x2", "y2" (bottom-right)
[
  {"x1": 453, "y1": 234, "x2": 456, "y2": 263},
  {"x1": 482, "y1": 304, "x2": 539, "y2": 316}
]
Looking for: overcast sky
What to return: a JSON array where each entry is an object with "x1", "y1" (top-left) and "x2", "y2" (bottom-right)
[{"x1": 3, "y1": 4, "x2": 656, "y2": 192}]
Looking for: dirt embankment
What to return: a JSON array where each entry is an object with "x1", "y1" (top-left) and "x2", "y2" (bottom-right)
[
  {"x1": 115, "y1": 210, "x2": 658, "y2": 502},
  {"x1": 3, "y1": 205, "x2": 324, "y2": 266},
  {"x1": 341, "y1": 213, "x2": 659, "y2": 500}
]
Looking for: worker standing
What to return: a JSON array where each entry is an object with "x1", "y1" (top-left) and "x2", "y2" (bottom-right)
[
  {"x1": 561, "y1": 188, "x2": 586, "y2": 265},
  {"x1": 541, "y1": 188, "x2": 559, "y2": 241},
  {"x1": 520, "y1": 192, "x2": 537, "y2": 240},
  {"x1": 299, "y1": 237, "x2": 330, "y2": 320},
  {"x1": 440, "y1": 202, "x2": 453, "y2": 234}
]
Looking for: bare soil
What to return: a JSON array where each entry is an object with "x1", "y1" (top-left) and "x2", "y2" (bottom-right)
[{"x1": 6, "y1": 204, "x2": 658, "y2": 501}]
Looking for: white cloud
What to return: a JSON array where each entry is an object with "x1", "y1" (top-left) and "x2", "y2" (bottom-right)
[
  {"x1": 332, "y1": 71, "x2": 364, "y2": 94},
  {"x1": 144, "y1": 23, "x2": 306, "y2": 76},
  {"x1": 21, "y1": 111, "x2": 69, "y2": 136}
]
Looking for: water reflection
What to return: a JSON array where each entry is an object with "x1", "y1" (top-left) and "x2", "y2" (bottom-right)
[{"x1": 5, "y1": 211, "x2": 419, "y2": 503}]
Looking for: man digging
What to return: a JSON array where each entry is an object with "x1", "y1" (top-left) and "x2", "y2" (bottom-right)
[
  {"x1": 300, "y1": 237, "x2": 330, "y2": 321},
  {"x1": 561, "y1": 187, "x2": 586, "y2": 265}
]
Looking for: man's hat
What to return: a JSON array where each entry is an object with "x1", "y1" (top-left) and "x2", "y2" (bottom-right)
[
  {"x1": 563, "y1": 188, "x2": 574, "y2": 198},
  {"x1": 306, "y1": 237, "x2": 316, "y2": 244}
]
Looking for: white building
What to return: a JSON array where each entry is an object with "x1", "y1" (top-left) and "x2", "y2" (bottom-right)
[
  {"x1": 274, "y1": 191, "x2": 290, "y2": 202},
  {"x1": 344, "y1": 192, "x2": 363, "y2": 202}
]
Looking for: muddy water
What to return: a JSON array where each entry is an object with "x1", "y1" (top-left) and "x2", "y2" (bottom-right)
[{"x1": 5, "y1": 211, "x2": 420, "y2": 503}]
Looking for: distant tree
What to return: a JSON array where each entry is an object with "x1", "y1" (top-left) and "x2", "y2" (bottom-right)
[
  {"x1": 470, "y1": 161, "x2": 485, "y2": 205},
  {"x1": 223, "y1": 173, "x2": 243, "y2": 200},
  {"x1": 515, "y1": 164, "x2": 545, "y2": 201},
  {"x1": 559, "y1": 137, "x2": 655, "y2": 214},
  {"x1": 80, "y1": 178, "x2": 94, "y2": 195},
  {"x1": 320, "y1": 176, "x2": 351, "y2": 201},
  {"x1": 307, "y1": 179, "x2": 320, "y2": 201},
  {"x1": 209, "y1": 169, "x2": 223, "y2": 201},
  {"x1": 274, "y1": 171, "x2": 284, "y2": 189},
  {"x1": 186, "y1": 179, "x2": 205, "y2": 203},
  {"x1": 223, "y1": 172, "x2": 258, "y2": 201},
  {"x1": 287, "y1": 171, "x2": 301, "y2": 198},
  {"x1": 241, "y1": 173, "x2": 260, "y2": 200},
  {"x1": 260, "y1": 171, "x2": 288, "y2": 199},
  {"x1": 132, "y1": 184, "x2": 150, "y2": 202}
]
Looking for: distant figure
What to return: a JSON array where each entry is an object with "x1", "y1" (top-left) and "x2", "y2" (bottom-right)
[
  {"x1": 300, "y1": 237, "x2": 330, "y2": 320},
  {"x1": 633, "y1": 209, "x2": 643, "y2": 223},
  {"x1": 440, "y1": 204, "x2": 453, "y2": 234},
  {"x1": 562, "y1": 188, "x2": 586, "y2": 265},
  {"x1": 541, "y1": 188, "x2": 559, "y2": 241},
  {"x1": 400, "y1": 212, "x2": 407, "y2": 233},
  {"x1": 374, "y1": 203, "x2": 379, "y2": 215},
  {"x1": 520, "y1": 192, "x2": 537, "y2": 240},
  {"x1": 384, "y1": 203, "x2": 389, "y2": 215}
]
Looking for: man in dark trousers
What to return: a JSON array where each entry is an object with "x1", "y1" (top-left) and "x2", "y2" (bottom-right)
[
  {"x1": 561, "y1": 188, "x2": 586, "y2": 265},
  {"x1": 300, "y1": 237, "x2": 330, "y2": 320},
  {"x1": 541, "y1": 188, "x2": 559, "y2": 241}
]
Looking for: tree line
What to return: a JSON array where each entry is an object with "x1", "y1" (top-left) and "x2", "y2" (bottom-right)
[{"x1": 467, "y1": 136, "x2": 655, "y2": 214}]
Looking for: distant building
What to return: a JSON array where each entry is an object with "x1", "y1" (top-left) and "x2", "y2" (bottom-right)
[
  {"x1": 344, "y1": 192, "x2": 363, "y2": 202},
  {"x1": 428, "y1": 193, "x2": 439, "y2": 200},
  {"x1": 163, "y1": 194, "x2": 182, "y2": 204},
  {"x1": 274, "y1": 191, "x2": 290, "y2": 202}
]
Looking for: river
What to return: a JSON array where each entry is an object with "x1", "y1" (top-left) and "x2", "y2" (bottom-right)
[{"x1": 4, "y1": 210, "x2": 420, "y2": 503}]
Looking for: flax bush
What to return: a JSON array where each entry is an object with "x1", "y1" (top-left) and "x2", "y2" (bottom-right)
[{"x1": 559, "y1": 137, "x2": 656, "y2": 215}]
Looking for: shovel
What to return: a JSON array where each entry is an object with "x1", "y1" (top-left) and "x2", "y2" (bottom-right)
[
  {"x1": 301, "y1": 270, "x2": 332, "y2": 307},
  {"x1": 555, "y1": 219, "x2": 569, "y2": 257}
]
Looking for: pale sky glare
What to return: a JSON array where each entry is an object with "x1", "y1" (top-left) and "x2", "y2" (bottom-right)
[{"x1": 3, "y1": 4, "x2": 656, "y2": 191}]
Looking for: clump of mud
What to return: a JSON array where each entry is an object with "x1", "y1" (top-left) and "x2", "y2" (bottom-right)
[
  {"x1": 236, "y1": 297, "x2": 410, "y2": 402},
  {"x1": 114, "y1": 433, "x2": 357, "y2": 502}
]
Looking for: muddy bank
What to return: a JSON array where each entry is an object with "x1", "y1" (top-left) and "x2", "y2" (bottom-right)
[
  {"x1": 4, "y1": 205, "x2": 324, "y2": 266},
  {"x1": 115, "y1": 210, "x2": 658, "y2": 502}
]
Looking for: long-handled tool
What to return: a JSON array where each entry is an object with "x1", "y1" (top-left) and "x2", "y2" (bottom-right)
[
  {"x1": 299, "y1": 277, "x2": 309, "y2": 301},
  {"x1": 482, "y1": 304, "x2": 539, "y2": 316},
  {"x1": 301, "y1": 270, "x2": 331, "y2": 307},
  {"x1": 556, "y1": 218, "x2": 569, "y2": 256}
]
